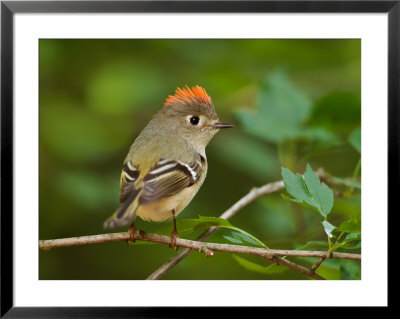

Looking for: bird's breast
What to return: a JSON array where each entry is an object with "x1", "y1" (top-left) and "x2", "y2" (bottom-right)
[{"x1": 136, "y1": 181, "x2": 204, "y2": 222}]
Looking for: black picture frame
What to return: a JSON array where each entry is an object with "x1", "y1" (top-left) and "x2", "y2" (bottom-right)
[{"x1": 1, "y1": 0, "x2": 395, "y2": 316}]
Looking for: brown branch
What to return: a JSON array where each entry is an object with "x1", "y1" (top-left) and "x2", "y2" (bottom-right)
[{"x1": 39, "y1": 230, "x2": 361, "y2": 261}]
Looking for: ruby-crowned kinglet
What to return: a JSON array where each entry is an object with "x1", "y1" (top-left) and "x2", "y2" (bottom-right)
[{"x1": 103, "y1": 85, "x2": 233, "y2": 248}]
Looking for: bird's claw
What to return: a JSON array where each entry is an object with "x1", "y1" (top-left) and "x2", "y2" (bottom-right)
[
  {"x1": 169, "y1": 229, "x2": 179, "y2": 251},
  {"x1": 127, "y1": 224, "x2": 136, "y2": 245}
]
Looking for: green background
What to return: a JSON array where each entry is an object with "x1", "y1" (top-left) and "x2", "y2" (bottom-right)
[{"x1": 39, "y1": 39, "x2": 361, "y2": 280}]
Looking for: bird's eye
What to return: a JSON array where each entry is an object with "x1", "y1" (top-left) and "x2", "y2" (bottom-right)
[{"x1": 189, "y1": 116, "x2": 200, "y2": 125}]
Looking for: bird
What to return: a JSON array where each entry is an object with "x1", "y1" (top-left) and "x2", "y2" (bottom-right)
[{"x1": 103, "y1": 85, "x2": 234, "y2": 249}]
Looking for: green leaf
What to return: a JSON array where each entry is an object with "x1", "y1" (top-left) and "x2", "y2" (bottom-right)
[
  {"x1": 281, "y1": 167, "x2": 310, "y2": 201},
  {"x1": 223, "y1": 235, "x2": 243, "y2": 244},
  {"x1": 344, "y1": 232, "x2": 361, "y2": 241},
  {"x1": 295, "y1": 241, "x2": 330, "y2": 250},
  {"x1": 304, "y1": 164, "x2": 334, "y2": 217},
  {"x1": 336, "y1": 217, "x2": 361, "y2": 233},
  {"x1": 233, "y1": 255, "x2": 288, "y2": 275},
  {"x1": 281, "y1": 193, "x2": 317, "y2": 211},
  {"x1": 173, "y1": 216, "x2": 267, "y2": 248},
  {"x1": 281, "y1": 164, "x2": 334, "y2": 218},
  {"x1": 223, "y1": 231, "x2": 261, "y2": 246},
  {"x1": 338, "y1": 241, "x2": 361, "y2": 250},
  {"x1": 349, "y1": 127, "x2": 361, "y2": 153},
  {"x1": 339, "y1": 232, "x2": 361, "y2": 249},
  {"x1": 322, "y1": 220, "x2": 336, "y2": 238}
]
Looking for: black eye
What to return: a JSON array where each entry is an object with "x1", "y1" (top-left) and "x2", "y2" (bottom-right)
[{"x1": 189, "y1": 116, "x2": 200, "y2": 125}]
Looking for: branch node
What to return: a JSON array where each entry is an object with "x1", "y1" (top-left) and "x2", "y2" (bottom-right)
[
  {"x1": 311, "y1": 257, "x2": 325, "y2": 274},
  {"x1": 200, "y1": 246, "x2": 214, "y2": 257},
  {"x1": 269, "y1": 256, "x2": 279, "y2": 264}
]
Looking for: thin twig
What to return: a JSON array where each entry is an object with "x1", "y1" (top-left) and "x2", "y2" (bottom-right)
[
  {"x1": 269, "y1": 257, "x2": 325, "y2": 280},
  {"x1": 199, "y1": 246, "x2": 214, "y2": 257},
  {"x1": 310, "y1": 257, "x2": 326, "y2": 274},
  {"x1": 310, "y1": 251, "x2": 334, "y2": 274},
  {"x1": 39, "y1": 230, "x2": 361, "y2": 262}
]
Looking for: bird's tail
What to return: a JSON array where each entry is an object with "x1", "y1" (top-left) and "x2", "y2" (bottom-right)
[{"x1": 103, "y1": 188, "x2": 142, "y2": 229}]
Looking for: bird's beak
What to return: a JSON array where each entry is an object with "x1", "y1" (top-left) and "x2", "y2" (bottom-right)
[{"x1": 211, "y1": 122, "x2": 234, "y2": 129}]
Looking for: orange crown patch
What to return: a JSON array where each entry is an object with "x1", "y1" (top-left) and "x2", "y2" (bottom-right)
[{"x1": 164, "y1": 85, "x2": 212, "y2": 107}]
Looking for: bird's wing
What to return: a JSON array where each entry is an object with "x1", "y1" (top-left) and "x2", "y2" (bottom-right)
[
  {"x1": 138, "y1": 159, "x2": 202, "y2": 205},
  {"x1": 119, "y1": 161, "x2": 140, "y2": 203},
  {"x1": 106, "y1": 158, "x2": 201, "y2": 229}
]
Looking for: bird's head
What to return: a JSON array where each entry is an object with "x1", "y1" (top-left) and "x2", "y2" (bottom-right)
[{"x1": 155, "y1": 85, "x2": 234, "y2": 149}]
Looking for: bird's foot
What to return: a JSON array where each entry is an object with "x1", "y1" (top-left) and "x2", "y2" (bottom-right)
[
  {"x1": 169, "y1": 229, "x2": 179, "y2": 251},
  {"x1": 127, "y1": 223, "x2": 136, "y2": 245}
]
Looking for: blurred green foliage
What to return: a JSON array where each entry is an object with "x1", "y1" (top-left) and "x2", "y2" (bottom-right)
[
  {"x1": 237, "y1": 71, "x2": 313, "y2": 143},
  {"x1": 39, "y1": 39, "x2": 361, "y2": 280}
]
